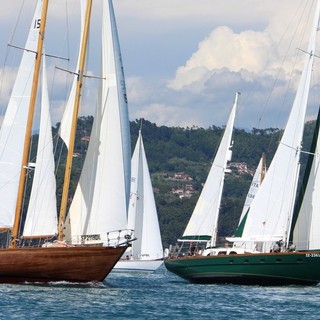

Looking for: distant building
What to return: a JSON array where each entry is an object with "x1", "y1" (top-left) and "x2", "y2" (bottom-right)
[
  {"x1": 171, "y1": 184, "x2": 195, "y2": 199},
  {"x1": 172, "y1": 172, "x2": 193, "y2": 181},
  {"x1": 229, "y1": 162, "x2": 254, "y2": 175}
]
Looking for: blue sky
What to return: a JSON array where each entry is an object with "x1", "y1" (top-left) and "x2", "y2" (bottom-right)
[{"x1": 0, "y1": 0, "x2": 319, "y2": 130}]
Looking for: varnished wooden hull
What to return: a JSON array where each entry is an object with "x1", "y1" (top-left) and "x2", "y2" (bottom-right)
[{"x1": 0, "y1": 246, "x2": 127, "y2": 283}]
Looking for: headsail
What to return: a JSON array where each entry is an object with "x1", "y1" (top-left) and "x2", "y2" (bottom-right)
[
  {"x1": 233, "y1": 154, "x2": 266, "y2": 238},
  {"x1": 180, "y1": 92, "x2": 239, "y2": 247},
  {"x1": 22, "y1": 56, "x2": 57, "y2": 238}
]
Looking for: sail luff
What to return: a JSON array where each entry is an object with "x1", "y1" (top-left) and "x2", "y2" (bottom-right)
[
  {"x1": 182, "y1": 92, "x2": 239, "y2": 247},
  {"x1": 58, "y1": 0, "x2": 93, "y2": 241},
  {"x1": 109, "y1": 0, "x2": 131, "y2": 209},
  {"x1": 11, "y1": 0, "x2": 49, "y2": 247}
]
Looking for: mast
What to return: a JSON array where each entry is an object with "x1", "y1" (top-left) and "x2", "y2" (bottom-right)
[
  {"x1": 58, "y1": 0, "x2": 93, "y2": 241},
  {"x1": 10, "y1": 0, "x2": 49, "y2": 248}
]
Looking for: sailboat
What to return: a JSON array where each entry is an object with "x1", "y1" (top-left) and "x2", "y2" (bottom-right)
[
  {"x1": 0, "y1": 0, "x2": 131, "y2": 283},
  {"x1": 165, "y1": 0, "x2": 320, "y2": 285},
  {"x1": 167, "y1": 92, "x2": 239, "y2": 258},
  {"x1": 114, "y1": 129, "x2": 164, "y2": 272}
]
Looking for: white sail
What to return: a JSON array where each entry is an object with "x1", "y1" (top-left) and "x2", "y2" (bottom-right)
[
  {"x1": 181, "y1": 92, "x2": 239, "y2": 247},
  {"x1": 237, "y1": 154, "x2": 266, "y2": 230},
  {"x1": 293, "y1": 113, "x2": 320, "y2": 251},
  {"x1": 23, "y1": 56, "x2": 57, "y2": 238},
  {"x1": 227, "y1": 154, "x2": 266, "y2": 250},
  {"x1": 127, "y1": 131, "x2": 163, "y2": 260},
  {"x1": 241, "y1": 1, "x2": 320, "y2": 251},
  {"x1": 0, "y1": 1, "x2": 42, "y2": 229},
  {"x1": 59, "y1": 0, "x2": 86, "y2": 149},
  {"x1": 65, "y1": 0, "x2": 131, "y2": 244}
]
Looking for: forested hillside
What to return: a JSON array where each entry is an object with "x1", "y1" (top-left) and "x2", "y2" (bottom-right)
[{"x1": 51, "y1": 117, "x2": 316, "y2": 248}]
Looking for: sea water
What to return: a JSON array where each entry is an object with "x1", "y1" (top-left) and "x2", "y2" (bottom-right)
[{"x1": 0, "y1": 265, "x2": 319, "y2": 319}]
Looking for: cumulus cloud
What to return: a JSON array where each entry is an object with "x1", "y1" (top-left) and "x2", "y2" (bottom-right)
[
  {"x1": 168, "y1": 27, "x2": 275, "y2": 91},
  {"x1": 159, "y1": 0, "x2": 319, "y2": 129},
  {"x1": 1, "y1": 0, "x2": 318, "y2": 130}
]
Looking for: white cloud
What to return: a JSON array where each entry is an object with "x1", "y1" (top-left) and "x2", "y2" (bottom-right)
[
  {"x1": 1, "y1": 0, "x2": 319, "y2": 130},
  {"x1": 168, "y1": 26, "x2": 275, "y2": 91}
]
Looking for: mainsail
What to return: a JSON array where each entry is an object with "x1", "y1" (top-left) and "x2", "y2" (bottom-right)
[{"x1": 0, "y1": 1, "x2": 42, "y2": 229}]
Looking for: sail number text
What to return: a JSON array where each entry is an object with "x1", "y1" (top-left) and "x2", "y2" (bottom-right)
[
  {"x1": 34, "y1": 19, "x2": 41, "y2": 29},
  {"x1": 306, "y1": 253, "x2": 320, "y2": 258}
]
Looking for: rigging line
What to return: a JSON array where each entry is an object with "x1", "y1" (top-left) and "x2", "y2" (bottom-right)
[
  {"x1": 0, "y1": 0, "x2": 26, "y2": 117},
  {"x1": 242, "y1": 0, "x2": 308, "y2": 133},
  {"x1": 8, "y1": 44, "x2": 69, "y2": 61},
  {"x1": 300, "y1": 149, "x2": 319, "y2": 156},
  {"x1": 266, "y1": 1, "x2": 312, "y2": 160},
  {"x1": 8, "y1": 0, "x2": 26, "y2": 46},
  {"x1": 297, "y1": 48, "x2": 320, "y2": 59},
  {"x1": 279, "y1": 141, "x2": 302, "y2": 153},
  {"x1": 55, "y1": 66, "x2": 105, "y2": 80}
]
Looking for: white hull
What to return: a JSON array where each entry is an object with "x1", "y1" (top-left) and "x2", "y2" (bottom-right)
[{"x1": 114, "y1": 259, "x2": 163, "y2": 272}]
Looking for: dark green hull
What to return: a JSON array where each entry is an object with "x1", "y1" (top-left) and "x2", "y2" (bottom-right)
[{"x1": 165, "y1": 252, "x2": 320, "y2": 285}]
